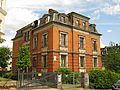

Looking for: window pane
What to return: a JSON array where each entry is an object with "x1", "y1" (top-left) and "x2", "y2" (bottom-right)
[
  {"x1": 24, "y1": 31, "x2": 30, "y2": 42},
  {"x1": 93, "y1": 41, "x2": 97, "y2": 51},
  {"x1": 33, "y1": 57, "x2": 37, "y2": 67},
  {"x1": 80, "y1": 56, "x2": 84, "y2": 67},
  {"x1": 43, "y1": 34, "x2": 48, "y2": 47},
  {"x1": 33, "y1": 36, "x2": 37, "y2": 48},
  {"x1": 80, "y1": 37, "x2": 84, "y2": 49},
  {"x1": 76, "y1": 20, "x2": 79, "y2": 27},
  {"x1": 93, "y1": 57, "x2": 97, "y2": 67},
  {"x1": 60, "y1": 16, "x2": 65, "y2": 23},
  {"x1": 82, "y1": 22, "x2": 85, "y2": 29},
  {"x1": 42, "y1": 55, "x2": 47, "y2": 68},
  {"x1": 61, "y1": 33, "x2": 66, "y2": 47},
  {"x1": 61, "y1": 55, "x2": 66, "y2": 67}
]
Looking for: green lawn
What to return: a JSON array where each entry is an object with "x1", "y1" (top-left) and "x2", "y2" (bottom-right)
[{"x1": 0, "y1": 77, "x2": 8, "y2": 81}]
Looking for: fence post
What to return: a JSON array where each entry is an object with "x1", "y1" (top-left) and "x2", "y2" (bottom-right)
[
  {"x1": 81, "y1": 72, "x2": 89, "y2": 88},
  {"x1": 57, "y1": 74, "x2": 62, "y2": 88}
]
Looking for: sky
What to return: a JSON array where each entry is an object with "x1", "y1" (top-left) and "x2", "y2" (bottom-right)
[{"x1": 1, "y1": 0, "x2": 120, "y2": 48}]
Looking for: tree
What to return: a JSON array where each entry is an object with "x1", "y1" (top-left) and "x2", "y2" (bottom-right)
[
  {"x1": 16, "y1": 45, "x2": 31, "y2": 71},
  {"x1": 104, "y1": 43, "x2": 120, "y2": 73},
  {"x1": 0, "y1": 38, "x2": 5, "y2": 43},
  {"x1": 0, "y1": 47, "x2": 11, "y2": 70}
]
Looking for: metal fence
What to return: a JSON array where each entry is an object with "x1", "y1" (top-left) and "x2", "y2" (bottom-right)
[
  {"x1": 60, "y1": 72, "x2": 82, "y2": 89},
  {"x1": 18, "y1": 72, "x2": 58, "y2": 89}
]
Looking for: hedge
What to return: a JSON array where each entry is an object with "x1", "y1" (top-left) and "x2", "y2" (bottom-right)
[{"x1": 89, "y1": 69, "x2": 120, "y2": 89}]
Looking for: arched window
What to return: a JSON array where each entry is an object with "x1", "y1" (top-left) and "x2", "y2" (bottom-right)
[
  {"x1": 82, "y1": 21, "x2": 86, "y2": 30},
  {"x1": 60, "y1": 16, "x2": 65, "y2": 23},
  {"x1": 76, "y1": 20, "x2": 79, "y2": 27}
]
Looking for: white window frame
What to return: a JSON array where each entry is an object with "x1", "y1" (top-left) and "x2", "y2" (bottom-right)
[
  {"x1": 42, "y1": 33, "x2": 48, "y2": 47},
  {"x1": 60, "y1": 32, "x2": 68, "y2": 47},
  {"x1": 60, "y1": 54, "x2": 68, "y2": 67},
  {"x1": 79, "y1": 36, "x2": 85, "y2": 50},
  {"x1": 76, "y1": 20, "x2": 79, "y2": 27},
  {"x1": 33, "y1": 35, "x2": 37, "y2": 49},
  {"x1": 41, "y1": 54, "x2": 47, "y2": 68},
  {"x1": 93, "y1": 56, "x2": 98, "y2": 68},
  {"x1": 79, "y1": 55, "x2": 86, "y2": 68},
  {"x1": 93, "y1": 40, "x2": 97, "y2": 51}
]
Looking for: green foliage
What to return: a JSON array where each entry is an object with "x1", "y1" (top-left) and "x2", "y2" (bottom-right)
[
  {"x1": 57, "y1": 68, "x2": 80, "y2": 84},
  {"x1": 104, "y1": 43, "x2": 120, "y2": 73},
  {"x1": 16, "y1": 45, "x2": 31, "y2": 70},
  {"x1": 0, "y1": 47, "x2": 11, "y2": 69},
  {"x1": 3, "y1": 72, "x2": 15, "y2": 78},
  {"x1": 89, "y1": 69, "x2": 120, "y2": 89},
  {"x1": 0, "y1": 77, "x2": 7, "y2": 81},
  {"x1": 57, "y1": 68, "x2": 71, "y2": 74}
]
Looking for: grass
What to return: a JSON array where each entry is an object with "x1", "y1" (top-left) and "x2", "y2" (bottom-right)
[{"x1": 0, "y1": 77, "x2": 8, "y2": 81}]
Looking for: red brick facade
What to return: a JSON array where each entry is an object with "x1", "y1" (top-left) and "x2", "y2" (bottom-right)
[{"x1": 12, "y1": 9, "x2": 102, "y2": 72}]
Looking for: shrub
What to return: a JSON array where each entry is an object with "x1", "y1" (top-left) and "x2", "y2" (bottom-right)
[
  {"x1": 3, "y1": 72, "x2": 15, "y2": 78},
  {"x1": 56, "y1": 68, "x2": 81, "y2": 84},
  {"x1": 57, "y1": 68, "x2": 71, "y2": 74},
  {"x1": 89, "y1": 69, "x2": 120, "y2": 89}
]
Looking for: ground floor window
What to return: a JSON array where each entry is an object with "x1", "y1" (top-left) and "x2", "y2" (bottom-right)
[
  {"x1": 42, "y1": 55, "x2": 47, "y2": 68},
  {"x1": 93, "y1": 57, "x2": 97, "y2": 67},
  {"x1": 60, "y1": 55, "x2": 67, "y2": 67},
  {"x1": 80, "y1": 56, "x2": 85, "y2": 68},
  {"x1": 33, "y1": 56, "x2": 37, "y2": 67}
]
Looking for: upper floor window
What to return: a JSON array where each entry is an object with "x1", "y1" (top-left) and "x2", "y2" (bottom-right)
[
  {"x1": 93, "y1": 57, "x2": 97, "y2": 67},
  {"x1": 60, "y1": 32, "x2": 67, "y2": 47},
  {"x1": 60, "y1": 16, "x2": 65, "y2": 23},
  {"x1": 80, "y1": 56, "x2": 85, "y2": 68},
  {"x1": 24, "y1": 31, "x2": 30, "y2": 42},
  {"x1": 93, "y1": 40, "x2": 97, "y2": 51},
  {"x1": 33, "y1": 56, "x2": 37, "y2": 67},
  {"x1": 42, "y1": 55, "x2": 47, "y2": 68},
  {"x1": 42, "y1": 33, "x2": 48, "y2": 47},
  {"x1": 45, "y1": 16, "x2": 50, "y2": 23},
  {"x1": 79, "y1": 37, "x2": 84, "y2": 49},
  {"x1": 60, "y1": 55, "x2": 67, "y2": 67},
  {"x1": 82, "y1": 21, "x2": 86, "y2": 30},
  {"x1": 33, "y1": 35, "x2": 37, "y2": 49},
  {"x1": 76, "y1": 20, "x2": 79, "y2": 27}
]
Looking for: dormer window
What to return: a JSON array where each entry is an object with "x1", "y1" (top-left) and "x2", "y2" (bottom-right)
[
  {"x1": 82, "y1": 21, "x2": 86, "y2": 30},
  {"x1": 32, "y1": 20, "x2": 38, "y2": 29},
  {"x1": 60, "y1": 16, "x2": 65, "y2": 23},
  {"x1": 24, "y1": 31, "x2": 30, "y2": 42},
  {"x1": 45, "y1": 16, "x2": 50, "y2": 23},
  {"x1": 76, "y1": 20, "x2": 79, "y2": 27}
]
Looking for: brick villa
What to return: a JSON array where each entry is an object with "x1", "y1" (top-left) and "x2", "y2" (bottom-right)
[{"x1": 12, "y1": 9, "x2": 102, "y2": 72}]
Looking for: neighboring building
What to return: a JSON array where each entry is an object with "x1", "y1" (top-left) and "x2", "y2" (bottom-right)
[
  {"x1": 12, "y1": 9, "x2": 102, "y2": 72},
  {"x1": 0, "y1": 0, "x2": 7, "y2": 39}
]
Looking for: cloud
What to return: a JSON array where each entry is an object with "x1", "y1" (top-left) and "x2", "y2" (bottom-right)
[
  {"x1": 2, "y1": 0, "x2": 119, "y2": 48},
  {"x1": 107, "y1": 29, "x2": 112, "y2": 33},
  {"x1": 100, "y1": 40, "x2": 106, "y2": 48},
  {"x1": 102, "y1": 4, "x2": 120, "y2": 15}
]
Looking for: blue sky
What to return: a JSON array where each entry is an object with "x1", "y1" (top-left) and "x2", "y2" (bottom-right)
[{"x1": 1, "y1": 0, "x2": 120, "y2": 48}]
